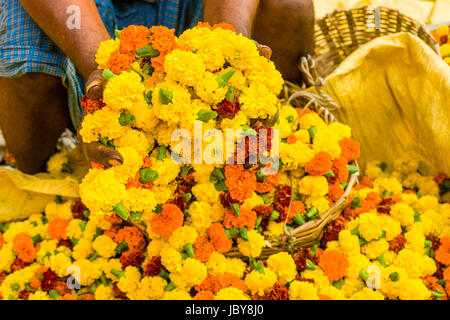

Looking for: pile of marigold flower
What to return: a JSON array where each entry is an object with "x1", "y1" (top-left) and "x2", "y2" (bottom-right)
[
  {"x1": 1, "y1": 22, "x2": 448, "y2": 300},
  {"x1": 1, "y1": 157, "x2": 448, "y2": 300},
  {"x1": 430, "y1": 24, "x2": 450, "y2": 66}
]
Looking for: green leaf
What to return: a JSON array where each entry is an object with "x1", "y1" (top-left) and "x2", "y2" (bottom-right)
[
  {"x1": 159, "y1": 88, "x2": 173, "y2": 105},
  {"x1": 119, "y1": 113, "x2": 136, "y2": 126},
  {"x1": 197, "y1": 110, "x2": 218, "y2": 122},
  {"x1": 139, "y1": 168, "x2": 159, "y2": 184},
  {"x1": 102, "y1": 69, "x2": 115, "y2": 80},
  {"x1": 216, "y1": 69, "x2": 236, "y2": 88},
  {"x1": 135, "y1": 44, "x2": 160, "y2": 58}
]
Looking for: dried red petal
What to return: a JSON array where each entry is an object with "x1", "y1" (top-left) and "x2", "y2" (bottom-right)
[{"x1": 143, "y1": 256, "x2": 162, "y2": 277}]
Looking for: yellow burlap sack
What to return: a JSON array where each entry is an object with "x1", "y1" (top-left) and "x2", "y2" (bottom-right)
[
  {"x1": 321, "y1": 32, "x2": 450, "y2": 176},
  {"x1": 0, "y1": 147, "x2": 88, "y2": 223}
]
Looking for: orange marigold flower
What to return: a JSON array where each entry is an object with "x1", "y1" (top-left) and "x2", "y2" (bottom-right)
[
  {"x1": 255, "y1": 172, "x2": 279, "y2": 193},
  {"x1": 296, "y1": 107, "x2": 314, "y2": 118},
  {"x1": 119, "y1": 25, "x2": 151, "y2": 56},
  {"x1": 318, "y1": 249, "x2": 349, "y2": 282},
  {"x1": 196, "y1": 273, "x2": 247, "y2": 293},
  {"x1": 195, "y1": 22, "x2": 212, "y2": 29},
  {"x1": 305, "y1": 152, "x2": 333, "y2": 176},
  {"x1": 212, "y1": 23, "x2": 236, "y2": 32},
  {"x1": 327, "y1": 182, "x2": 344, "y2": 202},
  {"x1": 148, "y1": 26, "x2": 178, "y2": 73},
  {"x1": 59, "y1": 293, "x2": 76, "y2": 300},
  {"x1": 208, "y1": 223, "x2": 232, "y2": 253},
  {"x1": 146, "y1": 72, "x2": 161, "y2": 87},
  {"x1": 331, "y1": 156, "x2": 349, "y2": 184},
  {"x1": 150, "y1": 204, "x2": 184, "y2": 238},
  {"x1": 105, "y1": 50, "x2": 134, "y2": 75},
  {"x1": 47, "y1": 218, "x2": 70, "y2": 240},
  {"x1": 104, "y1": 213, "x2": 123, "y2": 224},
  {"x1": 225, "y1": 165, "x2": 257, "y2": 202},
  {"x1": 13, "y1": 233, "x2": 37, "y2": 263},
  {"x1": 114, "y1": 226, "x2": 146, "y2": 251},
  {"x1": 194, "y1": 290, "x2": 215, "y2": 300},
  {"x1": 339, "y1": 137, "x2": 360, "y2": 162},
  {"x1": 436, "y1": 237, "x2": 450, "y2": 266},
  {"x1": 223, "y1": 208, "x2": 256, "y2": 230},
  {"x1": 318, "y1": 294, "x2": 332, "y2": 300},
  {"x1": 194, "y1": 236, "x2": 214, "y2": 262},
  {"x1": 287, "y1": 134, "x2": 297, "y2": 145}
]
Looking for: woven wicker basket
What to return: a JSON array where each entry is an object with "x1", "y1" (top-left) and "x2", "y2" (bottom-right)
[
  {"x1": 225, "y1": 57, "x2": 359, "y2": 259},
  {"x1": 314, "y1": 5, "x2": 440, "y2": 77}
]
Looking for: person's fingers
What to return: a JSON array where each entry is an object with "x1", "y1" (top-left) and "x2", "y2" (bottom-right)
[
  {"x1": 82, "y1": 141, "x2": 123, "y2": 167},
  {"x1": 256, "y1": 43, "x2": 272, "y2": 60},
  {"x1": 86, "y1": 69, "x2": 106, "y2": 99}
]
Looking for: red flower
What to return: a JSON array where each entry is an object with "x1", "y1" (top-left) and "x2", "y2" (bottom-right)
[
  {"x1": 81, "y1": 95, "x2": 105, "y2": 115},
  {"x1": 216, "y1": 97, "x2": 241, "y2": 119},
  {"x1": 143, "y1": 257, "x2": 162, "y2": 277}
]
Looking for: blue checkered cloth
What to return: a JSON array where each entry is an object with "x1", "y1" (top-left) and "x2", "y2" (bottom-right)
[{"x1": 0, "y1": 0, "x2": 203, "y2": 129}]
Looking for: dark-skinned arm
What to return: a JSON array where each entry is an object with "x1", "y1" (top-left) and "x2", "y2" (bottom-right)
[{"x1": 19, "y1": 0, "x2": 110, "y2": 80}]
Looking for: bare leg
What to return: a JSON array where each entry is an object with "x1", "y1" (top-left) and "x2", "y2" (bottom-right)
[
  {"x1": 0, "y1": 73, "x2": 71, "y2": 174},
  {"x1": 252, "y1": 0, "x2": 315, "y2": 84}
]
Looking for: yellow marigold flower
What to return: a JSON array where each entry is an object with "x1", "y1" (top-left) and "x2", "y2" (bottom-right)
[
  {"x1": 393, "y1": 157, "x2": 419, "y2": 175},
  {"x1": 151, "y1": 156, "x2": 181, "y2": 187},
  {"x1": 101, "y1": 258, "x2": 122, "y2": 281},
  {"x1": 418, "y1": 178, "x2": 440, "y2": 198},
  {"x1": 373, "y1": 177, "x2": 403, "y2": 196},
  {"x1": 398, "y1": 278, "x2": 430, "y2": 300},
  {"x1": 37, "y1": 240, "x2": 58, "y2": 262},
  {"x1": 329, "y1": 122, "x2": 352, "y2": 141},
  {"x1": 123, "y1": 188, "x2": 158, "y2": 213},
  {"x1": 358, "y1": 211, "x2": 384, "y2": 241},
  {"x1": 95, "y1": 284, "x2": 114, "y2": 300},
  {"x1": 421, "y1": 209, "x2": 445, "y2": 237},
  {"x1": 95, "y1": 39, "x2": 120, "y2": 69},
  {"x1": 164, "y1": 49, "x2": 205, "y2": 87},
  {"x1": 168, "y1": 226, "x2": 198, "y2": 251},
  {"x1": 44, "y1": 201, "x2": 73, "y2": 221},
  {"x1": 79, "y1": 107, "x2": 124, "y2": 144},
  {"x1": 345, "y1": 254, "x2": 371, "y2": 279},
  {"x1": 301, "y1": 269, "x2": 330, "y2": 290},
  {"x1": 72, "y1": 238, "x2": 94, "y2": 260},
  {"x1": 394, "y1": 249, "x2": 436, "y2": 278},
  {"x1": 275, "y1": 117, "x2": 293, "y2": 139},
  {"x1": 147, "y1": 239, "x2": 167, "y2": 257},
  {"x1": 48, "y1": 252, "x2": 72, "y2": 277},
  {"x1": 350, "y1": 288, "x2": 384, "y2": 300},
  {"x1": 162, "y1": 289, "x2": 192, "y2": 300},
  {"x1": 237, "y1": 230, "x2": 265, "y2": 258},
  {"x1": 305, "y1": 196, "x2": 330, "y2": 215},
  {"x1": 118, "y1": 266, "x2": 141, "y2": 295},
  {"x1": 380, "y1": 265, "x2": 409, "y2": 299},
  {"x1": 187, "y1": 201, "x2": 212, "y2": 234},
  {"x1": 341, "y1": 277, "x2": 365, "y2": 298},
  {"x1": 179, "y1": 258, "x2": 208, "y2": 287},
  {"x1": 239, "y1": 83, "x2": 278, "y2": 120},
  {"x1": 0, "y1": 243, "x2": 16, "y2": 272},
  {"x1": 66, "y1": 219, "x2": 84, "y2": 240},
  {"x1": 115, "y1": 127, "x2": 152, "y2": 158},
  {"x1": 73, "y1": 259, "x2": 103, "y2": 286},
  {"x1": 378, "y1": 215, "x2": 402, "y2": 241},
  {"x1": 415, "y1": 195, "x2": 439, "y2": 213},
  {"x1": 79, "y1": 168, "x2": 126, "y2": 215},
  {"x1": 365, "y1": 161, "x2": 386, "y2": 180},
  {"x1": 390, "y1": 203, "x2": 415, "y2": 227},
  {"x1": 225, "y1": 257, "x2": 247, "y2": 278},
  {"x1": 289, "y1": 281, "x2": 319, "y2": 300},
  {"x1": 298, "y1": 175, "x2": 329, "y2": 197},
  {"x1": 404, "y1": 224, "x2": 426, "y2": 254},
  {"x1": 210, "y1": 203, "x2": 227, "y2": 223},
  {"x1": 299, "y1": 112, "x2": 327, "y2": 131},
  {"x1": 135, "y1": 276, "x2": 167, "y2": 300},
  {"x1": 160, "y1": 244, "x2": 183, "y2": 273},
  {"x1": 338, "y1": 229, "x2": 360, "y2": 256},
  {"x1": 28, "y1": 291, "x2": 51, "y2": 300},
  {"x1": 313, "y1": 128, "x2": 341, "y2": 160},
  {"x1": 216, "y1": 287, "x2": 250, "y2": 300},
  {"x1": 103, "y1": 71, "x2": 145, "y2": 112},
  {"x1": 46, "y1": 151, "x2": 69, "y2": 175},
  {"x1": 92, "y1": 235, "x2": 117, "y2": 258},
  {"x1": 245, "y1": 269, "x2": 277, "y2": 296},
  {"x1": 361, "y1": 239, "x2": 389, "y2": 260},
  {"x1": 266, "y1": 252, "x2": 297, "y2": 283},
  {"x1": 264, "y1": 221, "x2": 285, "y2": 239},
  {"x1": 279, "y1": 141, "x2": 315, "y2": 170},
  {"x1": 191, "y1": 183, "x2": 220, "y2": 205}
]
